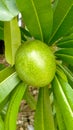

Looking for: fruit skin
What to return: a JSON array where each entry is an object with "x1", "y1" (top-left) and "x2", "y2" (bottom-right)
[{"x1": 15, "y1": 40, "x2": 56, "y2": 87}]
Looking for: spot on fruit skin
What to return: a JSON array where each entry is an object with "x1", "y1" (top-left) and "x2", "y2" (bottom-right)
[{"x1": 15, "y1": 40, "x2": 56, "y2": 87}]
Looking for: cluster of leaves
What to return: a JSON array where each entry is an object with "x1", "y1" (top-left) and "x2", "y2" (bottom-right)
[{"x1": 0, "y1": 0, "x2": 73, "y2": 130}]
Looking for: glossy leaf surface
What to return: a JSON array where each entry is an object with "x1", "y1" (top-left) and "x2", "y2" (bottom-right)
[
  {"x1": 5, "y1": 82, "x2": 27, "y2": 130},
  {"x1": 54, "y1": 98, "x2": 66, "y2": 130},
  {"x1": 56, "y1": 66, "x2": 67, "y2": 82},
  {"x1": 58, "y1": 64, "x2": 73, "y2": 87},
  {"x1": 0, "y1": 72, "x2": 20, "y2": 104},
  {"x1": 59, "y1": 33, "x2": 73, "y2": 42},
  {"x1": 0, "y1": 96, "x2": 9, "y2": 112},
  {"x1": 52, "y1": 76, "x2": 73, "y2": 130},
  {"x1": 57, "y1": 40, "x2": 73, "y2": 48},
  {"x1": 0, "y1": 116, "x2": 4, "y2": 130},
  {"x1": 49, "y1": 0, "x2": 73, "y2": 44},
  {"x1": 56, "y1": 48, "x2": 73, "y2": 56},
  {"x1": 4, "y1": 17, "x2": 21, "y2": 65},
  {"x1": 0, "y1": 66, "x2": 15, "y2": 82},
  {"x1": 0, "y1": 0, "x2": 19, "y2": 21},
  {"x1": 55, "y1": 48, "x2": 73, "y2": 65},
  {"x1": 59, "y1": 77, "x2": 73, "y2": 111},
  {"x1": 16, "y1": 0, "x2": 53, "y2": 42},
  {"x1": 34, "y1": 87, "x2": 55, "y2": 130},
  {"x1": 56, "y1": 33, "x2": 73, "y2": 48}
]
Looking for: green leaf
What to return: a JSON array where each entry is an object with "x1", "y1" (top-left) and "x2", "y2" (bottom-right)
[
  {"x1": 20, "y1": 27, "x2": 32, "y2": 42},
  {"x1": 55, "y1": 48, "x2": 73, "y2": 65},
  {"x1": 56, "y1": 33, "x2": 73, "y2": 48},
  {"x1": 5, "y1": 82, "x2": 27, "y2": 130},
  {"x1": 0, "y1": 66, "x2": 15, "y2": 82},
  {"x1": 69, "y1": 65, "x2": 73, "y2": 72},
  {"x1": 0, "y1": 72, "x2": 20, "y2": 104},
  {"x1": 16, "y1": 0, "x2": 53, "y2": 42},
  {"x1": 56, "y1": 48, "x2": 73, "y2": 56},
  {"x1": 0, "y1": 0, "x2": 19, "y2": 21},
  {"x1": 0, "y1": 96, "x2": 9, "y2": 112},
  {"x1": 66, "y1": 26, "x2": 73, "y2": 35},
  {"x1": 34, "y1": 87, "x2": 55, "y2": 130},
  {"x1": 0, "y1": 64, "x2": 5, "y2": 71},
  {"x1": 52, "y1": 0, "x2": 58, "y2": 13},
  {"x1": 24, "y1": 87, "x2": 36, "y2": 110},
  {"x1": 59, "y1": 77, "x2": 73, "y2": 112},
  {"x1": 58, "y1": 64, "x2": 73, "y2": 87},
  {"x1": 0, "y1": 21, "x2": 4, "y2": 40},
  {"x1": 54, "y1": 98, "x2": 66, "y2": 130},
  {"x1": 49, "y1": 0, "x2": 73, "y2": 44},
  {"x1": 57, "y1": 40, "x2": 73, "y2": 48},
  {"x1": 52, "y1": 76, "x2": 73, "y2": 130},
  {"x1": 1, "y1": 102, "x2": 9, "y2": 119},
  {"x1": 56, "y1": 54, "x2": 73, "y2": 65},
  {"x1": 4, "y1": 17, "x2": 21, "y2": 65},
  {"x1": 0, "y1": 116, "x2": 4, "y2": 130},
  {"x1": 20, "y1": 27, "x2": 32, "y2": 38},
  {"x1": 58, "y1": 33, "x2": 73, "y2": 43},
  {"x1": 56, "y1": 66, "x2": 68, "y2": 82}
]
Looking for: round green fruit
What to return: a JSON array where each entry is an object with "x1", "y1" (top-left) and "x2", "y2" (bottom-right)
[{"x1": 15, "y1": 40, "x2": 56, "y2": 87}]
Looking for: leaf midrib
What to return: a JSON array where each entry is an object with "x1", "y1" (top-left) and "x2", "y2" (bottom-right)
[
  {"x1": 56, "y1": 53, "x2": 73, "y2": 57},
  {"x1": 30, "y1": 0, "x2": 43, "y2": 41},
  {"x1": 9, "y1": 84, "x2": 25, "y2": 130},
  {"x1": 56, "y1": 76, "x2": 73, "y2": 116},
  {"x1": 58, "y1": 40, "x2": 73, "y2": 45},
  {"x1": 59, "y1": 65, "x2": 73, "y2": 82},
  {"x1": 49, "y1": 4, "x2": 73, "y2": 43},
  {"x1": 40, "y1": 88, "x2": 44, "y2": 130}
]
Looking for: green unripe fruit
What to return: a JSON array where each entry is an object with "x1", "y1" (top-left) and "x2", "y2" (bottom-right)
[{"x1": 15, "y1": 40, "x2": 56, "y2": 87}]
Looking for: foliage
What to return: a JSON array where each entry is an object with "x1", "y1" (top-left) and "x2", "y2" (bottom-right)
[{"x1": 0, "y1": 0, "x2": 73, "y2": 130}]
